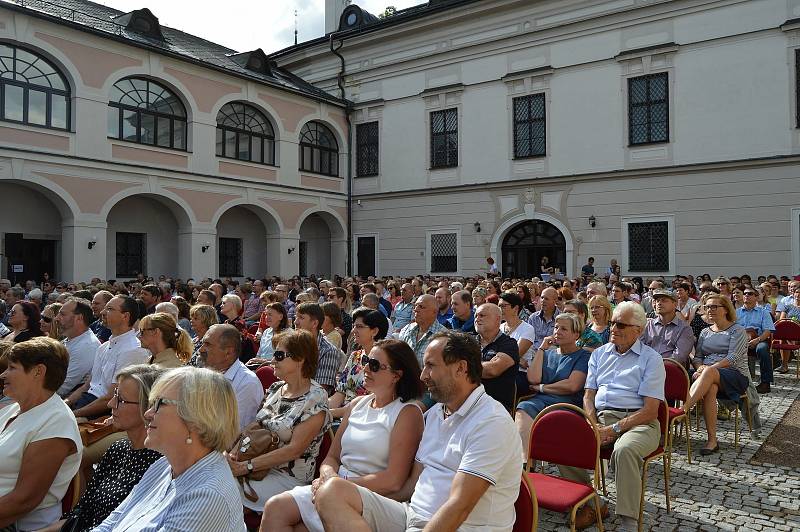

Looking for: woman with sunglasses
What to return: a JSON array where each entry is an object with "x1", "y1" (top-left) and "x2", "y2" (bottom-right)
[
  {"x1": 263, "y1": 339, "x2": 424, "y2": 532},
  {"x1": 40, "y1": 303, "x2": 63, "y2": 340},
  {"x1": 682, "y1": 294, "x2": 750, "y2": 455},
  {"x1": 92, "y1": 366, "x2": 246, "y2": 531},
  {"x1": 328, "y1": 308, "x2": 389, "y2": 420},
  {"x1": 227, "y1": 329, "x2": 330, "y2": 516},
  {"x1": 41, "y1": 365, "x2": 165, "y2": 532},
  {"x1": 6, "y1": 301, "x2": 43, "y2": 343}
]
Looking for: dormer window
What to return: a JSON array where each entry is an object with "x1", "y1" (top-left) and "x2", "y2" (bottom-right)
[{"x1": 114, "y1": 8, "x2": 164, "y2": 41}]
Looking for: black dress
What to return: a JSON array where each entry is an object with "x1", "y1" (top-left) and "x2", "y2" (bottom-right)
[
  {"x1": 11, "y1": 329, "x2": 42, "y2": 343},
  {"x1": 62, "y1": 438, "x2": 161, "y2": 531}
]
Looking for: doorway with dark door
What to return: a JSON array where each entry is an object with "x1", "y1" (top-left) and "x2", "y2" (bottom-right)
[
  {"x1": 501, "y1": 220, "x2": 566, "y2": 278},
  {"x1": 357, "y1": 236, "x2": 376, "y2": 278},
  {"x1": 4, "y1": 233, "x2": 57, "y2": 284}
]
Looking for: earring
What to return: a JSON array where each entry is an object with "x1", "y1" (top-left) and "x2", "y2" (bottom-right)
[{"x1": 185, "y1": 435, "x2": 193, "y2": 445}]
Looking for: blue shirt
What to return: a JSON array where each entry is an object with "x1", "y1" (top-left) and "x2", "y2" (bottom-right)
[
  {"x1": 446, "y1": 309, "x2": 476, "y2": 333},
  {"x1": 541, "y1": 348, "x2": 591, "y2": 405},
  {"x1": 736, "y1": 305, "x2": 775, "y2": 336},
  {"x1": 526, "y1": 309, "x2": 556, "y2": 348},
  {"x1": 92, "y1": 451, "x2": 246, "y2": 532},
  {"x1": 437, "y1": 308, "x2": 454, "y2": 325},
  {"x1": 392, "y1": 301, "x2": 414, "y2": 331},
  {"x1": 586, "y1": 340, "x2": 666, "y2": 410},
  {"x1": 776, "y1": 294, "x2": 794, "y2": 313}
]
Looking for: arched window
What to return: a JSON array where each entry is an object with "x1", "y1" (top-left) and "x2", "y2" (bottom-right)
[
  {"x1": 107, "y1": 77, "x2": 186, "y2": 150},
  {"x1": 216, "y1": 102, "x2": 275, "y2": 165},
  {"x1": 0, "y1": 44, "x2": 70, "y2": 130},
  {"x1": 299, "y1": 121, "x2": 338, "y2": 177}
]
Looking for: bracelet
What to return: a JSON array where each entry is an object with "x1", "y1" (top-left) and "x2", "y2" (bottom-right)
[{"x1": 539, "y1": 384, "x2": 544, "y2": 393}]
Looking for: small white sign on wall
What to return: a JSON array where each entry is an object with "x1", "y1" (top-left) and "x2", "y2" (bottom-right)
[{"x1": 12, "y1": 264, "x2": 23, "y2": 273}]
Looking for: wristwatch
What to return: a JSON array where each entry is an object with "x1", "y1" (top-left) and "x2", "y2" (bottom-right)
[
  {"x1": 612, "y1": 422, "x2": 622, "y2": 434},
  {"x1": 539, "y1": 384, "x2": 545, "y2": 393},
  {"x1": 246, "y1": 460, "x2": 254, "y2": 473}
]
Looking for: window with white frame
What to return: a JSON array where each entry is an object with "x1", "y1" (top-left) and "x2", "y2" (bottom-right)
[
  {"x1": 428, "y1": 230, "x2": 459, "y2": 274},
  {"x1": 622, "y1": 216, "x2": 675, "y2": 275}
]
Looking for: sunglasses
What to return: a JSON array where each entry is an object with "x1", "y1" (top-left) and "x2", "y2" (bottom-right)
[
  {"x1": 609, "y1": 320, "x2": 638, "y2": 329},
  {"x1": 273, "y1": 350, "x2": 294, "y2": 362},
  {"x1": 41, "y1": 315, "x2": 53, "y2": 323},
  {"x1": 360, "y1": 354, "x2": 392, "y2": 372},
  {"x1": 743, "y1": 292, "x2": 757, "y2": 296}
]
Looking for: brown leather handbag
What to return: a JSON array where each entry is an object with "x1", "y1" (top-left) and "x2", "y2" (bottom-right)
[{"x1": 230, "y1": 421, "x2": 281, "y2": 502}]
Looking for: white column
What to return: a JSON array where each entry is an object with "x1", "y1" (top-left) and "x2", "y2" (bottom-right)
[
  {"x1": 178, "y1": 225, "x2": 216, "y2": 280},
  {"x1": 267, "y1": 233, "x2": 300, "y2": 278},
  {"x1": 331, "y1": 236, "x2": 347, "y2": 277},
  {"x1": 61, "y1": 217, "x2": 107, "y2": 281}
]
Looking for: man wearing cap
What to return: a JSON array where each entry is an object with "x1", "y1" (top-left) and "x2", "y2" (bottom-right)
[{"x1": 640, "y1": 289, "x2": 695, "y2": 368}]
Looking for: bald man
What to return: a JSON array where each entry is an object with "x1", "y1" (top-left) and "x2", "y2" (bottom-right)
[
  {"x1": 527, "y1": 286, "x2": 558, "y2": 349},
  {"x1": 475, "y1": 303, "x2": 519, "y2": 411},
  {"x1": 398, "y1": 294, "x2": 446, "y2": 366}
]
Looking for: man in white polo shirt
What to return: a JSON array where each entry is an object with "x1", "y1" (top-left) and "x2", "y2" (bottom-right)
[
  {"x1": 316, "y1": 330, "x2": 521, "y2": 532},
  {"x1": 55, "y1": 297, "x2": 100, "y2": 397}
]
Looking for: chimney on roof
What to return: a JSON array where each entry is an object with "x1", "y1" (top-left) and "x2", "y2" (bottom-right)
[{"x1": 325, "y1": 0, "x2": 351, "y2": 34}]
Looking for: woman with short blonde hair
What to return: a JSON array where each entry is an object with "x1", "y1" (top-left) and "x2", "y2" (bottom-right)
[
  {"x1": 91, "y1": 367, "x2": 245, "y2": 530},
  {"x1": 588, "y1": 295, "x2": 612, "y2": 344}
]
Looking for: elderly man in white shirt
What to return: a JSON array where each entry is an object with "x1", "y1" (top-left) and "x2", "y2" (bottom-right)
[
  {"x1": 316, "y1": 330, "x2": 521, "y2": 532},
  {"x1": 55, "y1": 298, "x2": 100, "y2": 397},
  {"x1": 66, "y1": 295, "x2": 149, "y2": 420},
  {"x1": 198, "y1": 323, "x2": 264, "y2": 429}
]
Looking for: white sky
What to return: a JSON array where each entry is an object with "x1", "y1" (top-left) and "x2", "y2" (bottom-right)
[{"x1": 97, "y1": 0, "x2": 423, "y2": 54}]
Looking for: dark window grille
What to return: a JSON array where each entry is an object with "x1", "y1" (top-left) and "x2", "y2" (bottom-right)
[
  {"x1": 796, "y1": 49, "x2": 800, "y2": 128},
  {"x1": 0, "y1": 44, "x2": 70, "y2": 130},
  {"x1": 219, "y1": 238, "x2": 243, "y2": 277},
  {"x1": 628, "y1": 73, "x2": 669, "y2": 145},
  {"x1": 216, "y1": 102, "x2": 275, "y2": 165},
  {"x1": 628, "y1": 221, "x2": 669, "y2": 272},
  {"x1": 299, "y1": 121, "x2": 339, "y2": 176},
  {"x1": 513, "y1": 94, "x2": 546, "y2": 158},
  {"x1": 356, "y1": 121, "x2": 379, "y2": 176},
  {"x1": 108, "y1": 77, "x2": 187, "y2": 150},
  {"x1": 430, "y1": 108, "x2": 458, "y2": 168},
  {"x1": 116, "y1": 232, "x2": 145, "y2": 277},
  {"x1": 430, "y1": 232, "x2": 458, "y2": 273}
]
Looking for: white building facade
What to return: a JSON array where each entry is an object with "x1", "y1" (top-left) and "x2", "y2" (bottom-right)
[{"x1": 274, "y1": 0, "x2": 800, "y2": 279}]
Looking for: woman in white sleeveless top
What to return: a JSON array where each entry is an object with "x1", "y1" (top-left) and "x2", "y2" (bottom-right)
[{"x1": 262, "y1": 339, "x2": 424, "y2": 532}]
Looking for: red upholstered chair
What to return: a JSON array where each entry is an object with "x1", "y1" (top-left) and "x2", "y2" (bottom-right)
[
  {"x1": 255, "y1": 365, "x2": 279, "y2": 391},
  {"x1": 314, "y1": 429, "x2": 334, "y2": 479},
  {"x1": 247, "y1": 323, "x2": 259, "y2": 336},
  {"x1": 527, "y1": 403, "x2": 604, "y2": 532},
  {"x1": 513, "y1": 473, "x2": 538, "y2": 532},
  {"x1": 61, "y1": 470, "x2": 80, "y2": 513},
  {"x1": 771, "y1": 319, "x2": 800, "y2": 378},
  {"x1": 243, "y1": 509, "x2": 261, "y2": 531},
  {"x1": 599, "y1": 401, "x2": 671, "y2": 532},
  {"x1": 664, "y1": 359, "x2": 692, "y2": 464}
]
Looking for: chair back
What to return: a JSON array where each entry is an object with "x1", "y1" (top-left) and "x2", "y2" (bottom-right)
[
  {"x1": 61, "y1": 471, "x2": 80, "y2": 513},
  {"x1": 314, "y1": 429, "x2": 334, "y2": 478},
  {"x1": 529, "y1": 403, "x2": 600, "y2": 471},
  {"x1": 657, "y1": 400, "x2": 669, "y2": 443},
  {"x1": 663, "y1": 359, "x2": 690, "y2": 403},
  {"x1": 513, "y1": 473, "x2": 538, "y2": 532},
  {"x1": 255, "y1": 365, "x2": 279, "y2": 391},
  {"x1": 773, "y1": 319, "x2": 800, "y2": 342}
]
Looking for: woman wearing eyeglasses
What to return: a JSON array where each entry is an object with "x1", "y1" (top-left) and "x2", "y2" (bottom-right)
[
  {"x1": 6, "y1": 301, "x2": 44, "y2": 343},
  {"x1": 91, "y1": 366, "x2": 246, "y2": 531},
  {"x1": 328, "y1": 309, "x2": 389, "y2": 420},
  {"x1": 40, "y1": 303, "x2": 63, "y2": 340},
  {"x1": 41, "y1": 365, "x2": 164, "y2": 532},
  {"x1": 137, "y1": 313, "x2": 190, "y2": 368},
  {"x1": 682, "y1": 294, "x2": 750, "y2": 455},
  {"x1": 263, "y1": 339, "x2": 423, "y2": 532},
  {"x1": 226, "y1": 329, "x2": 330, "y2": 516}
]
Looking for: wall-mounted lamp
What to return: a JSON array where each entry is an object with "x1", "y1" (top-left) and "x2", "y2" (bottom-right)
[
  {"x1": 87, "y1": 237, "x2": 97, "y2": 250},
  {"x1": 201, "y1": 241, "x2": 210, "y2": 253},
  {"x1": 357, "y1": 199, "x2": 362, "y2": 207},
  {"x1": 588, "y1": 215, "x2": 596, "y2": 228},
  {"x1": 473, "y1": 221, "x2": 481, "y2": 233},
  {"x1": 288, "y1": 246, "x2": 296, "y2": 255}
]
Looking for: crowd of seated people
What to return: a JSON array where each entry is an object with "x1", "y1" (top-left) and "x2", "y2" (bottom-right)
[{"x1": 0, "y1": 265, "x2": 796, "y2": 530}]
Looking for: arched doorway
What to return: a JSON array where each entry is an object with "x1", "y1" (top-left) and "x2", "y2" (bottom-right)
[
  {"x1": 215, "y1": 205, "x2": 279, "y2": 278},
  {"x1": 297, "y1": 211, "x2": 347, "y2": 278},
  {"x1": 501, "y1": 220, "x2": 566, "y2": 278}
]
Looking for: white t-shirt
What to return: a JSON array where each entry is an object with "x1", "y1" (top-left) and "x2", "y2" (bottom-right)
[
  {"x1": 0, "y1": 393, "x2": 82, "y2": 530},
  {"x1": 87, "y1": 329, "x2": 149, "y2": 398},
  {"x1": 58, "y1": 328, "x2": 101, "y2": 397},
  {"x1": 410, "y1": 385, "x2": 521, "y2": 531},
  {"x1": 501, "y1": 321, "x2": 537, "y2": 370}
]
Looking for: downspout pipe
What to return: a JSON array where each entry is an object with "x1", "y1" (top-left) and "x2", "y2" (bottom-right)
[{"x1": 329, "y1": 34, "x2": 353, "y2": 277}]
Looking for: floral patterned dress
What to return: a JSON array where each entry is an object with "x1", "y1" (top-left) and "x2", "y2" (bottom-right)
[{"x1": 335, "y1": 349, "x2": 369, "y2": 405}]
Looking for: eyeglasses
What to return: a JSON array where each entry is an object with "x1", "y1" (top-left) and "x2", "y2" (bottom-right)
[
  {"x1": 360, "y1": 354, "x2": 392, "y2": 372},
  {"x1": 272, "y1": 350, "x2": 295, "y2": 362},
  {"x1": 151, "y1": 397, "x2": 179, "y2": 413},
  {"x1": 40, "y1": 315, "x2": 53, "y2": 323},
  {"x1": 609, "y1": 320, "x2": 638, "y2": 329},
  {"x1": 353, "y1": 323, "x2": 371, "y2": 330},
  {"x1": 136, "y1": 328, "x2": 156, "y2": 338},
  {"x1": 6, "y1": 310, "x2": 15, "y2": 317},
  {"x1": 703, "y1": 304, "x2": 722, "y2": 311},
  {"x1": 743, "y1": 292, "x2": 757, "y2": 297},
  {"x1": 113, "y1": 390, "x2": 140, "y2": 408}
]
